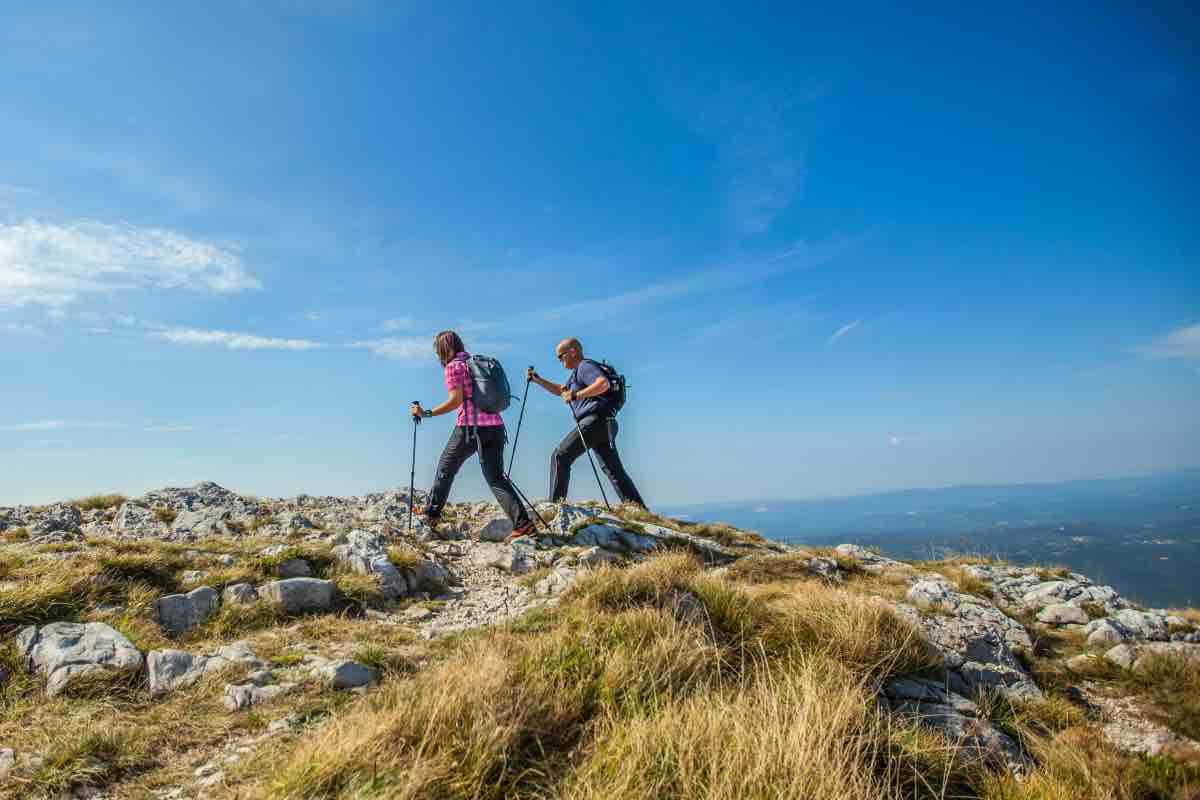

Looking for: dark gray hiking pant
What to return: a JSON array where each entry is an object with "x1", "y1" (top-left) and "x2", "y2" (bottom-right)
[
  {"x1": 426, "y1": 425, "x2": 531, "y2": 527},
  {"x1": 549, "y1": 414, "x2": 645, "y2": 506}
]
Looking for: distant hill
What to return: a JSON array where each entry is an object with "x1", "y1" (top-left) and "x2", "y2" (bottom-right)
[{"x1": 662, "y1": 469, "x2": 1200, "y2": 607}]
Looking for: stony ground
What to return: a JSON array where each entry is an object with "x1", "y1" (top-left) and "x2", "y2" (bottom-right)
[{"x1": 1, "y1": 482, "x2": 1198, "y2": 798}]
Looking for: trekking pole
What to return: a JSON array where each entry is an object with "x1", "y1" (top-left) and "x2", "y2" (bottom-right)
[
  {"x1": 508, "y1": 478, "x2": 550, "y2": 533},
  {"x1": 570, "y1": 406, "x2": 612, "y2": 511},
  {"x1": 408, "y1": 401, "x2": 420, "y2": 537},
  {"x1": 506, "y1": 368, "x2": 533, "y2": 475}
]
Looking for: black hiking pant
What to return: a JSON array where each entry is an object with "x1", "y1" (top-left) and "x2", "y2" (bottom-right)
[
  {"x1": 426, "y1": 426, "x2": 532, "y2": 528},
  {"x1": 549, "y1": 414, "x2": 645, "y2": 506}
]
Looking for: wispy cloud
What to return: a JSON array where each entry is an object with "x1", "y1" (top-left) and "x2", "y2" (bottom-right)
[
  {"x1": 152, "y1": 326, "x2": 322, "y2": 351},
  {"x1": 1, "y1": 321, "x2": 42, "y2": 335},
  {"x1": 143, "y1": 424, "x2": 197, "y2": 433},
  {"x1": 827, "y1": 319, "x2": 861, "y2": 345},
  {"x1": 2, "y1": 420, "x2": 126, "y2": 431},
  {"x1": 0, "y1": 218, "x2": 260, "y2": 308},
  {"x1": 349, "y1": 336, "x2": 430, "y2": 361},
  {"x1": 889, "y1": 434, "x2": 922, "y2": 447},
  {"x1": 381, "y1": 316, "x2": 415, "y2": 331},
  {"x1": 1130, "y1": 322, "x2": 1200, "y2": 362}
]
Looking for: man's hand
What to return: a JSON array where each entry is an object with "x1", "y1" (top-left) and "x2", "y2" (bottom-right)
[
  {"x1": 560, "y1": 388, "x2": 574, "y2": 405},
  {"x1": 410, "y1": 402, "x2": 423, "y2": 419}
]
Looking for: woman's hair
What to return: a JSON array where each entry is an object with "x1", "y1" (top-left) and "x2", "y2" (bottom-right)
[{"x1": 433, "y1": 330, "x2": 466, "y2": 366}]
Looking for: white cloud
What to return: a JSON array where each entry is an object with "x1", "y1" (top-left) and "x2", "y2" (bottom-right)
[
  {"x1": 889, "y1": 435, "x2": 922, "y2": 447},
  {"x1": 2, "y1": 420, "x2": 125, "y2": 431},
  {"x1": 381, "y1": 316, "x2": 415, "y2": 331},
  {"x1": 143, "y1": 424, "x2": 196, "y2": 433},
  {"x1": 350, "y1": 337, "x2": 432, "y2": 362},
  {"x1": 828, "y1": 319, "x2": 861, "y2": 345},
  {"x1": 1131, "y1": 323, "x2": 1200, "y2": 362},
  {"x1": 0, "y1": 218, "x2": 260, "y2": 308},
  {"x1": 153, "y1": 326, "x2": 322, "y2": 351}
]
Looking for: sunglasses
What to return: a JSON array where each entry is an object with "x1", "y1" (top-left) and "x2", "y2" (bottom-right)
[{"x1": 555, "y1": 349, "x2": 574, "y2": 360}]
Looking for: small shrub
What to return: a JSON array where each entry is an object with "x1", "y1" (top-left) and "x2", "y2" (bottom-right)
[
  {"x1": 70, "y1": 494, "x2": 127, "y2": 512},
  {"x1": 247, "y1": 515, "x2": 278, "y2": 533},
  {"x1": 152, "y1": 507, "x2": 177, "y2": 526},
  {"x1": 334, "y1": 572, "x2": 386, "y2": 609},
  {"x1": 4, "y1": 526, "x2": 30, "y2": 541},
  {"x1": 387, "y1": 546, "x2": 421, "y2": 571}
]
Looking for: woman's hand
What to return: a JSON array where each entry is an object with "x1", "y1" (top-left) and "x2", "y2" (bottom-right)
[
  {"x1": 410, "y1": 402, "x2": 423, "y2": 419},
  {"x1": 526, "y1": 366, "x2": 537, "y2": 381}
]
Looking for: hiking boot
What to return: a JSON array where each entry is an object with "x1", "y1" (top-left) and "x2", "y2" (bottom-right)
[
  {"x1": 412, "y1": 507, "x2": 441, "y2": 530},
  {"x1": 505, "y1": 522, "x2": 535, "y2": 543}
]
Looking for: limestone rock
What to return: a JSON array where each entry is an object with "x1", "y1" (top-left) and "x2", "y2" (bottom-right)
[
  {"x1": 112, "y1": 501, "x2": 165, "y2": 537},
  {"x1": 534, "y1": 566, "x2": 577, "y2": 596},
  {"x1": 172, "y1": 508, "x2": 240, "y2": 538},
  {"x1": 474, "y1": 543, "x2": 534, "y2": 574},
  {"x1": 894, "y1": 580, "x2": 1040, "y2": 700},
  {"x1": 578, "y1": 546, "x2": 620, "y2": 568},
  {"x1": 885, "y1": 677, "x2": 1027, "y2": 767},
  {"x1": 29, "y1": 503, "x2": 82, "y2": 541},
  {"x1": 17, "y1": 622, "x2": 144, "y2": 696},
  {"x1": 319, "y1": 659, "x2": 377, "y2": 689},
  {"x1": 277, "y1": 558, "x2": 312, "y2": 579},
  {"x1": 475, "y1": 515, "x2": 513, "y2": 542},
  {"x1": 223, "y1": 681, "x2": 293, "y2": 711},
  {"x1": 1037, "y1": 603, "x2": 1088, "y2": 626},
  {"x1": 332, "y1": 530, "x2": 409, "y2": 598},
  {"x1": 833, "y1": 544, "x2": 908, "y2": 573},
  {"x1": 1112, "y1": 609, "x2": 1169, "y2": 642},
  {"x1": 154, "y1": 586, "x2": 219, "y2": 636},
  {"x1": 259, "y1": 578, "x2": 334, "y2": 614},
  {"x1": 806, "y1": 556, "x2": 841, "y2": 581},
  {"x1": 1085, "y1": 618, "x2": 1134, "y2": 647},
  {"x1": 146, "y1": 642, "x2": 267, "y2": 695},
  {"x1": 1105, "y1": 644, "x2": 1138, "y2": 670},
  {"x1": 0, "y1": 748, "x2": 13, "y2": 782}
]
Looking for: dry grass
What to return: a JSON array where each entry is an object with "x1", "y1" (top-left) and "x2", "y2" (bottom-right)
[
  {"x1": 152, "y1": 507, "x2": 177, "y2": 525},
  {"x1": 614, "y1": 503, "x2": 769, "y2": 547},
  {"x1": 387, "y1": 545, "x2": 421, "y2": 571},
  {"x1": 262, "y1": 553, "x2": 942, "y2": 800},
  {"x1": 726, "y1": 551, "x2": 816, "y2": 584},
  {"x1": 70, "y1": 494, "x2": 128, "y2": 512}
]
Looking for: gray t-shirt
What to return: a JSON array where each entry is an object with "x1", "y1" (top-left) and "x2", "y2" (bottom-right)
[{"x1": 567, "y1": 360, "x2": 612, "y2": 419}]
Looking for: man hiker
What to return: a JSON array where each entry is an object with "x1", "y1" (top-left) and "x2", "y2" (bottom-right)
[{"x1": 527, "y1": 337, "x2": 647, "y2": 507}]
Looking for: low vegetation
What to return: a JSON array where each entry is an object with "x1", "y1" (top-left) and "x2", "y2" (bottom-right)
[{"x1": 70, "y1": 494, "x2": 127, "y2": 512}]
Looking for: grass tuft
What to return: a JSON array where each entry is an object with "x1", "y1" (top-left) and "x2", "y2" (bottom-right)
[{"x1": 70, "y1": 494, "x2": 127, "y2": 512}]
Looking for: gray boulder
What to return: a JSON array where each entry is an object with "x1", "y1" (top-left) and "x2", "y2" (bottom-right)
[
  {"x1": 332, "y1": 530, "x2": 409, "y2": 598},
  {"x1": 154, "y1": 586, "x2": 220, "y2": 636},
  {"x1": 578, "y1": 546, "x2": 621, "y2": 568},
  {"x1": 259, "y1": 578, "x2": 334, "y2": 614},
  {"x1": 475, "y1": 515, "x2": 513, "y2": 542},
  {"x1": 884, "y1": 677, "x2": 1027, "y2": 767},
  {"x1": 474, "y1": 543, "x2": 534, "y2": 575},
  {"x1": 147, "y1": 642, "x2": 267, "y2": 695},
  {"x1": 0, "y1": 748, "x2": 13, "y2": 782},
  {"x1": 833, "y1": 543, "x2": 909, "y2": 573},
  {"x1": 534, "y1": 566, "x2": 577, "y2": 596},
  {"x1": 319, "y1": 659, "x2": 377, "y2": 689},
  {"x1": 807, "y1": 556, "x2": 842, "y2": 581},
  {"x1": 1113, "y1": 609, "x2": 1169, "y2": 641},
  {"x1": 1105, "y1": 644, "x2": 1139, "y2": 670},
  {"x1": 277, "y1": 558, "x2": 312, "y2": 579},
  {"x1": 1037, "y1": 603, "x2": 1088, "y2": 627},
  {"x1": 223, "y1": 681, "x2": 293, "y2": 711},
  {"x1": 16, "y1": 622, "x2": 144, "y2": 696},
  {"x1": 1085, "y1": 618, "x2": 1135, "y2": 647},
  {"x1": 172, "y1": 508, "x2": 240, "y2": 538},
  {"x1": 113, "y1": 501, "x2": 165, "y2": 537}
]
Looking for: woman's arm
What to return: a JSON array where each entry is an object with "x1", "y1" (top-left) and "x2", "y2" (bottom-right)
[{"x1": 411, "y1": 388, "x2": 464, "y2": 419}]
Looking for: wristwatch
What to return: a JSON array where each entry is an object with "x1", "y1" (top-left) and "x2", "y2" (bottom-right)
[{"x1": 422, "y1": 409, "x2": 434, "y2": 419}]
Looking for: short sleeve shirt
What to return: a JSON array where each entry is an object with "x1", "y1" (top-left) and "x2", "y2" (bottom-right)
[
  {"x1": 445, "y1": 352, "x2": 504, "y2": 427},
  {"x1": 567, "y1": 359, "x2": 612, "y2": 419}
]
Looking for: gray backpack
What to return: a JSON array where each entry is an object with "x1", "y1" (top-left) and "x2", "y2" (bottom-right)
[{"x1": 463, "y1": 355, "x2": 512, "y2": 415}]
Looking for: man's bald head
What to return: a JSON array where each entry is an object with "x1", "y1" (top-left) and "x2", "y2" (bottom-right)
[{"x1": 555, "y1": 337, "x2": 584, "y2": 369}]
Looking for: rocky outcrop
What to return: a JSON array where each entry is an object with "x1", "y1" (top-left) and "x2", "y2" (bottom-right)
[
  {"x1": 895, "y1": 577, "x2": 1040, "y2": 700},
  {"x1": 883, "y1": 677, "x2": 1027, "y2": 767},
  {"x1": 28, "y1": 504, "x2": 83, "y2": 541},
  {"x1": 16, "y1": 622, "x2": 144, "y2": 696}
]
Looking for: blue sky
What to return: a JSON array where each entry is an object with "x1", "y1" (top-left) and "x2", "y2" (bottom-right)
[{"x1": 2, "y1": 1, "x2": 1197, "y2": 506}]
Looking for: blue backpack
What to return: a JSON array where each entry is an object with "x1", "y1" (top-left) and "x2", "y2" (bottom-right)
[{"x1": 463, "y1": 355, "x2": 512, "y2": 415}]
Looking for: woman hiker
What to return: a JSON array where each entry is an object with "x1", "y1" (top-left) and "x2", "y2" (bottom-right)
[{"x1": 410, "y1": 330, "x2": 535, "y2": 539}]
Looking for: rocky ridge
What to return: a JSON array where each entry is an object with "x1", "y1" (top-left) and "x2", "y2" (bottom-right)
[{"x1": 1, "y1": 482, "x2": 1198, "y2": 795}]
